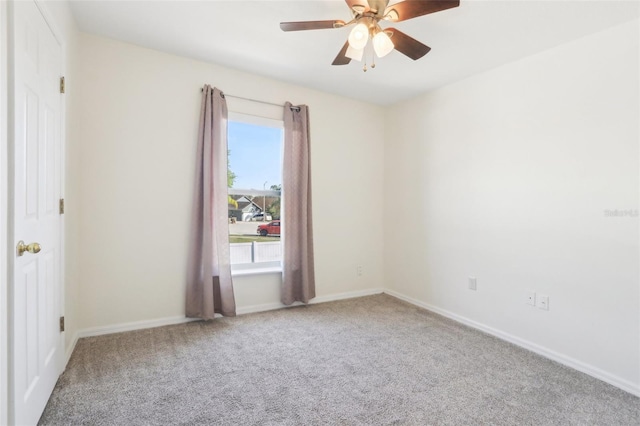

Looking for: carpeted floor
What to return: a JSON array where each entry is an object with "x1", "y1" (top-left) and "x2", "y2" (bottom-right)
[{"x1": 40, "y1": 294, "x2": 639, "y2": 425}]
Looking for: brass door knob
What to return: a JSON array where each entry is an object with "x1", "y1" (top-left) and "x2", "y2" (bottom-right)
[{"x1": 17, "y1": 241, "x2": 41, "y2": 257}]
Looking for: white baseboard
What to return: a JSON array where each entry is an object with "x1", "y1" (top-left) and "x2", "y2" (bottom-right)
[
  {"x1": 383, "y1": 289, "x2": 640, "y2": 397},
  {"x1": 236, "y1": 287, "x2": 385, "y2": 315},
  {"x1": 77, "y1": 316, "x2": 200, "y2": 339},
  {"x1": 74, "y1": 288, "x2": 385, "y2": 341},
  {"x1": 64, "y1": 331, "x2": 79, "y2": 369}
]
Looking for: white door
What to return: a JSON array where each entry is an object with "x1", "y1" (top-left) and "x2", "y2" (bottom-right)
[{"x1": 11, "y1": 1, "x2": 63, "y2": 424}]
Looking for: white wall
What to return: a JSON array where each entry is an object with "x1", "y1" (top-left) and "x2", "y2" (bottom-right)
[
  {"x1": 73, "y1": 33, "x2": 386, "y2": 330},
  {"x1": 384, "y1": 20, "x2": 639, "y2": 393}
]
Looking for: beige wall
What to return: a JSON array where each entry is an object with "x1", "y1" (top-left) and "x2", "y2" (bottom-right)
[
  {"x1": 72, "y1": 33, "x2": 386, "y2": 330},
  {"x1": 384, "y1": 20, "x2": 639, "y2": 392}
]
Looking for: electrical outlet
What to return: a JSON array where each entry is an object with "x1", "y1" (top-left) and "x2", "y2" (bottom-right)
[
  {"x1": 468, "y1": 277, "x2": 477, "y2": 291},
  {"x1": 537, "y1": 295, "x2": 549, "y2": 311},
  {"x1": 526, "y1": 291, "x2": 536, "y2": 306},
  {"x1": 356, "y1": 265, "x2": 363, "y2": 277}
]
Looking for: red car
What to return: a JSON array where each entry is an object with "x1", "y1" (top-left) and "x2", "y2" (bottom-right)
[{"x1": 257, "y1": 221, "x2": 280, "y2": 236}]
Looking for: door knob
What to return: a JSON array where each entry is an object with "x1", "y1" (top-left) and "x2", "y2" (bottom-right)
[{"x1": 16, "y1": 241, "x2": 41, "y2": 257}]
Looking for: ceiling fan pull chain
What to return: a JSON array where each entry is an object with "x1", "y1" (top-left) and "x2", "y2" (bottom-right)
[
  {"x1": 363, "y1": 41, "x2": 368, "y2": 72},
  {"x1": 364, "y1": 42, "x2": 373, "y2": 72}
]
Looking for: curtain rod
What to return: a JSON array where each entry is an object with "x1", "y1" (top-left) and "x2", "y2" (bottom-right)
[{"x1": 200, "y1": 88, "x2": 300, "y2": 111}]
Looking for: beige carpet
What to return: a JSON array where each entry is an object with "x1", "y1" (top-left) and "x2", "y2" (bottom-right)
[{"x1": 40, "y1": 294, "x2": 639, "y2": 425}]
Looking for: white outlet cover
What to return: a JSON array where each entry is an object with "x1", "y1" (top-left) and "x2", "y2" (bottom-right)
[
  {"x1": 538, "y1": 295, "x2": 550, "y2": 310},
  {"x1": 526, "y1": 291, "x2": 536, "y2": 306},
  {"x1": 468, "y1": 277, "x2": 477, "y2": 291}
]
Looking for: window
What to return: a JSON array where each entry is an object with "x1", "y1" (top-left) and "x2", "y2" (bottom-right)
[{"x1": 227, "y1": 112, "x2": 283, "y2": 272}]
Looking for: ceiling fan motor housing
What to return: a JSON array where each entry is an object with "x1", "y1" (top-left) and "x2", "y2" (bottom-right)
[{"x1": 365, "y1": 0, "x2": 391, "y2": 17}]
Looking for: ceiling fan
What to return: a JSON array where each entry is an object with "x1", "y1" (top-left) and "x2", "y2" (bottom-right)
[{"x1": 280, "y1": 0, "x2": 460, "y2": 71}]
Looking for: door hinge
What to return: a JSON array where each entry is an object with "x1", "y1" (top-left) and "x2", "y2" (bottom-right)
[
  {"x1": 59, "y1": 316, "x2": 65, "y2": 332},
  {"x1": 60, "y1": 76, "x2": 65, "y2": 94},
  {"x1": 59, "y1": 198, "x2": 65, "y2": 214}
]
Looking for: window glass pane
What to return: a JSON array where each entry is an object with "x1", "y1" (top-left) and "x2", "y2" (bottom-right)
[{"x1": 227, "y1": 118, "x2": 283, "y2": 266}]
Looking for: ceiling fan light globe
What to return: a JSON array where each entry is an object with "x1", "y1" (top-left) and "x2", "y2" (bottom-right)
[
  {"x1": 373, "y1": 31, "x2": 394, "y2": 58},
  {"x1": 345, "y1": 45, "x2": 364, "y2": 62},
  {"x1": 348, "y1": 23, "x2": 369, "y2": 50}
]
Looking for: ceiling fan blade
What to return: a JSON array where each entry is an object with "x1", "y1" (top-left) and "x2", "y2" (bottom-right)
[
  {"x1": 345, "y1": 0, "x2": 370, "y2": 14},
  {"x1": 386, "y1": 28, "x2": 431, "y2": 60},
  {"x1": 280, "y1": 20, "x2": 346, "y2": 31},
  {"x1": 332, "y1": 41, "x2": 352, "y2": 65},
  {"x1": 384, "y1": 0, "x2": 460, "y2": 22}
]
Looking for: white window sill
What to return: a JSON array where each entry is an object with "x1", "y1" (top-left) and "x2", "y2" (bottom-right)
[{"x1": 231, "y1": 266, "x2": 282, "y2": 277}]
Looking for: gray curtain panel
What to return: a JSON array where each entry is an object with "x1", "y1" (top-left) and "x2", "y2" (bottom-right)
[
  {"x1": 282, "y1": 102, "x2": 316, "y2": 305},
  {"x1": 186, "y1": 85, "x2": 236, "y2": 319}
]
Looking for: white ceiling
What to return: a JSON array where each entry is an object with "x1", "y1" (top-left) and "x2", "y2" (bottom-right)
[{"x1": 68, "y1": 0, "x2": 639, "y2": 105}]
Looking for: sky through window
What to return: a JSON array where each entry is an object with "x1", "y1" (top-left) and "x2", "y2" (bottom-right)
[{"x1": 228, "y1": 121, "x2": 283, "y2": 189}]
